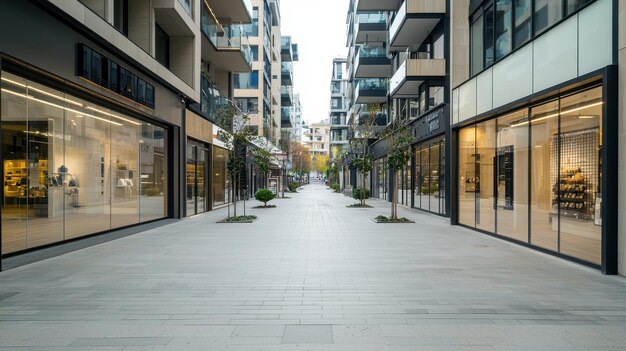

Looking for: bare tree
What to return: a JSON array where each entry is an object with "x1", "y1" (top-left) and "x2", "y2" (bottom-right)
[{"x1": 381, "y1": 119, "x2": 413, "y2": 219}]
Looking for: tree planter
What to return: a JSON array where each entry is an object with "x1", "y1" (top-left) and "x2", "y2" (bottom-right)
[
  {"x1": 371, "y1": 215, "x2": 414, "y2": 223},
  {"x1": 252, "y1": 205, "x2": 277, "y2": 209},
  {"x1": 347, "y1": 204, "x2": 373, "y2": 208},
  {"x1": 217, "y1": 215, "x2": 258, "y2": 223}
]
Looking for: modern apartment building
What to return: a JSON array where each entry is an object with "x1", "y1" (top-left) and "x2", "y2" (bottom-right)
[
  {"x1": 329, "y1": 58, "x2": 350, "y2": 160},
  {"x1": 0, "y1": 0, "x2": 258, "y2": 270},
  {"x1": 304, "y1": 122, "x2": 330, "y2": 159},
  {"x1": 279, "y1": 35, "x2": 299, "y2": 144},
  {"x1": 232, "y1": 0, "x2": 296, "y2": 148}
]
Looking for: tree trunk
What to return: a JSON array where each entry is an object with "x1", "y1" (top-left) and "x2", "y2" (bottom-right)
[
  {"x1": 391, "y1": 172, "x2": 398, "y2": 219},
  {"x1": 233, "y1": 173, "x2": 238, "y2": 218},
  {"x1": 361, "y1": 170, "x2": 366, "y2": 206}
]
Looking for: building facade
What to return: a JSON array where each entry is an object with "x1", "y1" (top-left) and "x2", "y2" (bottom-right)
[
  {"x1": 0, "y1": 0, "x2": 298, "y2": 270},
  {"x1": 304, "y1": 122, "x2": 330, "y2": 159},
  {"x1": 329, "y1": 58, "x2": 350, "y2": 160},
  {"x1": 343, "y1": 0, "x2": 623, "y2": 275}
]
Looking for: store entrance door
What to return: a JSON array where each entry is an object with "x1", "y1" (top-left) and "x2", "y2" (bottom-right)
[{"x1": 186, "y1": 142, "x2": 208, "y2": 216}]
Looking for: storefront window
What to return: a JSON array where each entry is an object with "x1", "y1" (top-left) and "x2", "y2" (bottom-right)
[
  {"x1": 458, "y1": 126, "x2": 476, "y2": 226},
  {"x1": 530, "y1": 100, "x2": 559, "y2": 251},
  {"x1": 458, "y1": 86, "x2": 603, "y2": 265},
  {"x1": 557, "y1": 88, "x2": 602, "y2": 265},
  {"x1": 413, "y1": 137, "x2": 446, "y2": 215},
  {"x1": 476, "y1": 120, "x2": 496, "y2": 233},
  {"x1": 212, "y1": 146, "x2": 230, "y2": 207},
  {"x1": 496, "y1": 109, "x2": 529, "y2": 242},
  {"x1": 1, "y1": 72, "x2": 168, "y2": 255}
]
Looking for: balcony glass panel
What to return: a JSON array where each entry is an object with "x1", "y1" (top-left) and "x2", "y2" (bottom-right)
[
  {"x1": 357, "y1": 12, "x2": 386, "y2": 24},
  {"x1": 357, "y1": 78, "x2": 387, "y2": 91},
  {"x1": 357, "y1": 45, "x2": 387, "y2": 58},
  {"x1": 200, "y1": 5, "x2": 253, "y2": 67}
]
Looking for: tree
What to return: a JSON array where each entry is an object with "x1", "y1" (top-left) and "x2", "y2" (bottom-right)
[
  {"x1": 254, "y1": 189, "x2": 275, "y2": 207},
  {"x1": 315, "y1": 154, "x2": 330, "y2": 176},
  {"x1": 349, "y1": 105, "x2": 379, "y2": 206},
  {"x1": 381, "y1": 119, "x2": 413, "y2": 220},
  {"x1": 216, "y1": 105, "x2": 254, "y2": 219},
  {"x1": 291, "y1": 142, "x2": 312, "y2": 182},
  {"x1": 252, "y1": 147, "x2": 272, "y2": 189}
]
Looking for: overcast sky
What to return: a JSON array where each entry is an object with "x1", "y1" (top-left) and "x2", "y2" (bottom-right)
[{"x1": 280, "y1": 0, "x2": 349, "y2": 126}]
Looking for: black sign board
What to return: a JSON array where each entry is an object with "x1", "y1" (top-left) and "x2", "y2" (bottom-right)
[{"x1": 411, "y1": 107, "x2": 444, "y2": 143}]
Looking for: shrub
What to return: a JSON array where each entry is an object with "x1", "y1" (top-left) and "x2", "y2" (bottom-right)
[
  {"x1": 288, "y1": 181, "x2": 300, "y2": 192},
  {"x1": 254, "y1": 189, "x2": 276, "y2": 207},
  {"x1": 330, "y1": 183, "x2": 341, "y2": 192},
  {"x1": 146, "y1": 188, "x2": 161, "y2": 196},
  {"x1": 352, "y1": 187, "x2": 370, "y2": 201}
]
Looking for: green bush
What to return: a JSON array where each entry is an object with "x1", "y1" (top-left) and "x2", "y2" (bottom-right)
[
  {"x1": 146, "y1": 188, "x2": 161, "y2": 196},
  {"x1": 330, "y1": 183, "x2": 341, "y2": 192},
  {"x1": 288, "y1": 181, "x2": 300, "y2": 192},
  {"x1": 352, "y1": 187, "x2": 370, "y2": 201},
  {"x1": 254, "y1": 189, "x2": 276, "y2": 207}
]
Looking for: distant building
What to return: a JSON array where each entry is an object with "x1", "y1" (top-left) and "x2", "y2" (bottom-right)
[{"x1": 304, "y1": 121, "x2": 330, "y2": 159}]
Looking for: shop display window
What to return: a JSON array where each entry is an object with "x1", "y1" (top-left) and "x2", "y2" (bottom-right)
[
  {"x1": 1, "y1": 72, "x2": 168, "y2": 255},
  {"x1": 413, "y1": 137, "x2": 446, "y2": 215},
  {"x1": 457, "y1": 85, "x2": 602, "y2": 265}
]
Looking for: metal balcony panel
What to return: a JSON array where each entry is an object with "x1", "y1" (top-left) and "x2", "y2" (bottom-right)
[
  {"x1": 389, "y1": 0, "x2": 445, "y2": 51},
  {"x1": 354, "y1": 57, "x2": 392, "y2": 79},
  {"x1": 354, "y1": 89, "x2": 387, "y2": 104},
  {"x1": 390, "y1": 59, "x2": 445, "y2": 98},
  {"x1": 355, "y1": 0, "x2": 402, "y2": 12},
  {"x1": 205, "y1": 0, "x2": 252, "y2": 23},
  {"x1": 153, "y1": 0, "x2": 195, "y2": 36},
  {"x1": 201, "y1": 34, "x2": 252, "y2": 73}
]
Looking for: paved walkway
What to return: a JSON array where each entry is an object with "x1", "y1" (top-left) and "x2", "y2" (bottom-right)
[{"x1": 1, "y1": 182, "x2": 626, "y2": 350}]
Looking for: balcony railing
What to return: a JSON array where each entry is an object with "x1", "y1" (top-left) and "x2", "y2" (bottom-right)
[
  {"x1": 389, "y1": 0, "x2": 446, "y2": 49},
  {"x1": 201, "y1": 3, "x2": 253, "y2": 67},
  {"x1": 357, "y1": 12, "x2": 386, "y2": 24}
]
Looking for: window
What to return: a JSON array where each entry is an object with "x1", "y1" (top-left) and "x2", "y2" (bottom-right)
[
  {"x1": 234, "y1": 98, "x2": 259, "y2": 114},
  {"x1": 484, "y1": 6, "x2": 495, "y2": 67},
  {"x1": 566, "y1": 0, "x2": 593, "y2": 14},
  {"x1": 495, "y1": 0, "x2": 512, "y2": 60},
  {"x1": 250, "y1": 45, "x2": 259, "y2": 61},
  {"x1": 429, "y1": 86, "x2": 444, "y2": 109},
  {"x1": 471, "y1": 14, "x2": 484, "y2": 76},
  {"x1": 244, "y1": 7, "x2": 259, "y2": 36},
  {"x1": 433, "y1": 33, "x2": 444, "y2": 59},
  {"x1": 113, "y1": 0, "x2": 128, "y2": 35},
  {"x1": 331, "y1": 97, "x2": 342, "y2": 109},
  {"x1": 234, "y1": 71, "x2": 259, "y2": 89},
  {"x1": 514, "y1": 0, "x2": 532, "y2": 48},
  {"x1": 331, "y1": 81, "x2": 341, "y2": 93},
  {"x1": 534, "y1": 0, "x2": 562, "y2": 34},
  {"x1": 155, "y1": 24, "x2": 170, "y2": 68}
]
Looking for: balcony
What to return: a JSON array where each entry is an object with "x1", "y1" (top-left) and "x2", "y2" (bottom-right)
[
  {"x1": 355, "y1": 0, "x2": 402, "y2": 11},
  {"x1": 281, "y1": 86, "x2": 294, "y2": 106},
  {"x1": 205, "y1": 0, "x2": 253, "y2": 23},
  {"x1": 354, "y1": 45, "x2": 391, "y2": 79},
  {"x1": 281, "y1": 37, "x2": 295, "y2": 62},
  {"x1": 281, "y1": 62, "x2": 294, "y2": 86},
  {"x1": 281, "y1": 107, "x2": 293, "y2": 128},
  {"x1": 354, "y1": 79, "x2": 387, "y2": 104},
  {"x1": 153, "y1": 0, "x2": 195, "y2": 36},
  {"x1": 390, "y1": 58, "x2": 446, "y2": 98},
  {"x1": 200, "y1": 4, "x2": 253, "y2": 72},
  {"x1": 389, "y1": 0, "x2": 446, "y2": 51},
  {"x1": 354, "y1": 13, "x2": 387, "y2": 44}
]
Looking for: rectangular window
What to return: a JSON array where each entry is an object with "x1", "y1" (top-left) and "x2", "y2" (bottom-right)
[
  {"x1": 535, "y1": 0, "x2": 563, "y2": 35},
  {"x1": 495, "y1": 0, "x2": 512, "y2": 60},
  {"x1": 250, "y1": 45, "x2": 259, "y2": 61},
  {"x1": 471, "y1": 15, "x2": 484, "y2": 76},
  {"x1": 113, "y1": 0, "x2": 128, "y2": 35},
  {"x1": 484, "y1": 6, "x2": 495, "y2": 67},
  {"x1": 234, "y1": 71, "x2": 259, "y2": 89},
  {"x1": 91, "y1": 51, "x2": 102, "y2": 85},
  {"x1": 234, "y1": 98, "x2": 259, "y2": 114},
  {"x1": 566, "y1": 0, "x2": 593, "y2": 15},
  {"x1": 81, "y1": 45, "x2": 92, "y2": 80},
  {"x1": 155, "y1": 24, "x2": 170, "y2": 68},
  {"x1": 514, "y1": 0, "x2": 532, "y2": 48},
  {"x1": 109, "y1": 61, "x2": 119, "y2": 92},
  {"x1": 429, "y1": 85, "x2": 444, "y2": 109}
]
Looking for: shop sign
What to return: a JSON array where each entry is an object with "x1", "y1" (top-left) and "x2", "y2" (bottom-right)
[
  {"x1": 213, "y1": 125, "x2": 231, "y2": 150},
  {"x1": 412, "y1": 107, "x2": 444, "y2": 142}
]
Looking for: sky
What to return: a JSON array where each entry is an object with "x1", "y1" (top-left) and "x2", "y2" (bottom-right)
[{"x1": 280, "y1": 0, "x2": 350, "y2": 126}]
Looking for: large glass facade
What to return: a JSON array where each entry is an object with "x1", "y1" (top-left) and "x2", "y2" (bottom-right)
[
  {"x1": 212, "y1": 146, "x2": 230, "y2": 207},
  {"x1": 457, "y1": 86, "x2": 603, "y2": 265},
  {"x1": 186, "y1": 140, "x2": 209, "y2": 216},
  {"x1": 372, "y1": 157, "x2": 387, "y2": 200},
  {"x1": 413, "y1": 137, "x2": 446, "y2": 215},
  {"x1": 1, "y1": 72, "x2": 168, "y2": 255}
]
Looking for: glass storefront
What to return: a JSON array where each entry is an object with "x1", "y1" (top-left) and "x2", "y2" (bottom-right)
[
  {"x1": 212, "y1": 145, "x2": 230, "y2": 207},
  {"x1": 372, "y1": 157, "x2": 387, "y2": 200},
  {"x1": 1, "y1": 72, "x2": 168, "y2": 255},
  {"x1": 186, "y1": 140, "x2": 209, "y2": 216},
  {"x1": 457, "y1": 86, "x2": 603, "y2": 265},
  {"x1": 414, "y1": 137, "x2": 446, "y2": 215}
]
